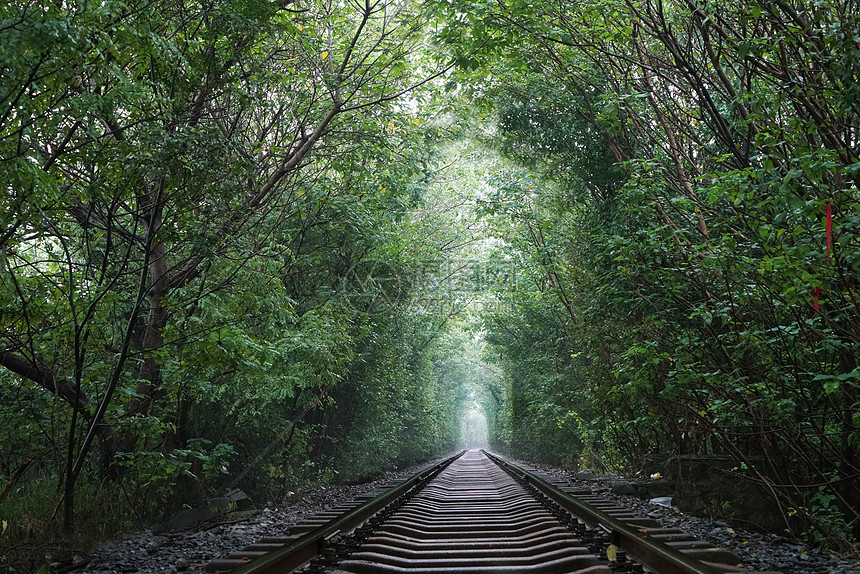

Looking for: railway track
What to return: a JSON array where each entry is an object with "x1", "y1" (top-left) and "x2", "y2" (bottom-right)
[{"x1": 207, "y1": 450, "x2": 781, "y2": 574}]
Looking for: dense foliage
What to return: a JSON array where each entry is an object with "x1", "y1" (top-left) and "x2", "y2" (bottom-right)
[
  {"x1": 436, "y1": 0, "x2": 860, "y2": 549},
  {"x1": 2, "y1": 0, "x2": 858, "y2": 562},
  {"x1": 0, "y1": 1, "x2": 471, "y2": 561}
]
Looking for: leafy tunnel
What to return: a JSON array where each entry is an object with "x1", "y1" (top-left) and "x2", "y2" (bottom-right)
[{"x1": 1, "y1": 0, "x2": 858, "y2": 559}]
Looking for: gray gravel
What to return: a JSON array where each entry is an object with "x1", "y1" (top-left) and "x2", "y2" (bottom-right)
[
  {"x1": 520, "y1": 459, "x2": 860, "y2": 574},
  {"x1": 80, "y1": 460, "x2": 442, "y2": 574},
  {"x1": 78, "y1": 453, "x2": 860, "y2": 574}
]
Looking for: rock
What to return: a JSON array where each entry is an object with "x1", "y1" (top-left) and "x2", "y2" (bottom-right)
[
  {"x1": 224, "y1": 489, "x2": 252, "y2": 510},
  {"x1": 160, "y1": 489, "x2": 253, "y2": 531},
  {"x1": 575, "y1": 469, "x2": 598, "y2": 480},
  {"x1": 610, "y1": 480, "x2": 637, "y2": 496},
  {"x1": 174, "y1": 557, "x2": 189, "y2": 571},
  {"x1": 144, "y1": 541, "x2": 159, "y2": 555},
  {"x1": 205, "y1": 489, "x2": 251, "y2": 515}
]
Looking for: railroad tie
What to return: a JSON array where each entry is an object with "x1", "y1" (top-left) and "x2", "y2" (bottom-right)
[{"x1": 334, "y1": 450, "x2": 607, "y2": 573}]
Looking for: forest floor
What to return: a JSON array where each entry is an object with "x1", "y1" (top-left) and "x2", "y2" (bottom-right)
[{"x1": 51, "y1": 453, "x2": 860, "y2": 574}]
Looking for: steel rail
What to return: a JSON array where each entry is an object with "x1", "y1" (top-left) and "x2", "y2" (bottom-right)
[
  {"x1": 483, "y1": 450, "x2": 728, "y2": 574},
  {"x1": 228, "y1": 452, "x2": 463, "y2": 574}
]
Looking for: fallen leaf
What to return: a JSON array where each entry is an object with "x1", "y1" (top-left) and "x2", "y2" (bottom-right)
[{"x1": 606, "y1": 544, "x2": 618, "y2": 561}]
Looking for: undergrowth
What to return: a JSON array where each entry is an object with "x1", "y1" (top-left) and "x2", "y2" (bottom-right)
[{"x1": 0, "y1": 477, "x2": 141, "y2": 574}]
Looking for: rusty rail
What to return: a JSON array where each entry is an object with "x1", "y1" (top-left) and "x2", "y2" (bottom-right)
[
  {"x1": 226, "y1": 452, "x2": 462, "y2": 574},
  {"x1": 212, "y1": 450, "x2": 777, "y2": 574},
  {"x1": 484, "y1": 451, "x2": 739, "y2": 574}
]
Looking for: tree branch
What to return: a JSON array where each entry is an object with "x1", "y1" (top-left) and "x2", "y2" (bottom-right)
[{"x1": 0, "y1": 349, "x2": 91, "y2": 418}]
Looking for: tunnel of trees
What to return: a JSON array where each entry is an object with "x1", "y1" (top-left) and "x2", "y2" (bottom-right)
[{"x1": 1, "y1": 0, "x2": 858, "y2": 562}]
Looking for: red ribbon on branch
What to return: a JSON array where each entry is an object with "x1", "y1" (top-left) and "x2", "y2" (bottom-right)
[
  {"x1": 813, "y1": 286, "x2": 822, "y2": 316},
  {"x1": 309, "y1": 384, "x2": 328, "y2": 410}
]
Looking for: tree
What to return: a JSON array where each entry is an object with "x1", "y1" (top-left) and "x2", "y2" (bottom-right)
[
  {"x1": 1, "y1": 0, "x2": 454, "y2": 530},
  {"x1": 434, "y1": 0, "x2": 860, "y2": 547}
]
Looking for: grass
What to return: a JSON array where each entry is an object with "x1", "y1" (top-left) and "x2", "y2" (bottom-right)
[{"x1": 0, "y1": 475, "x2": 142, "y2": 573}]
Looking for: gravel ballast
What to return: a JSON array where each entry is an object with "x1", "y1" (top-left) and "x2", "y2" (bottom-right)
[{"x1": 79, "y1": 452, "x2": 860, "y2": 574}]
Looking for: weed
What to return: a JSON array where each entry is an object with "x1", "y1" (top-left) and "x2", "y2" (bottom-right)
[{"x1": 0, "y1": 475, "x2": 141, "y2": 572}]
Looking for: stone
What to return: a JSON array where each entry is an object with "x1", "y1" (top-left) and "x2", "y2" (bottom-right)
[
  {"x1": 610, "y1": 480, "x2": 637, "y2": 496},
  {"x1": 160, "y1": 490, "x2": 253, "y2": 531},
  {"x1": 207, "y1": 489, "x2": 251, "y2": 514},
  {"x1": 575, "y1": 469, "x2": 598, "y2": 480}
]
